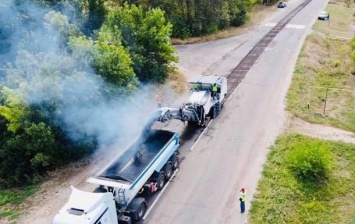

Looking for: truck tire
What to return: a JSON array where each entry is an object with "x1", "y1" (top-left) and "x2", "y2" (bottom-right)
[
  {"x1": 171, "y1": 153, "x2": 179, "y2": 170},
  {"x1": 136, "y1": 202, "x2": 146, "y2": 220},
  {"x1": 212, "y1": 104, "x2": 221, "y2": 119},
  {"x1": 164, "y1": 162, "x2": 173, "y2": 180},
  {"x1": 211, "y1": 106, "x2": 217, "y2": 119},
  {"x1": 128, "y1": 197, "x2": 147, "y2": 221},
  {"x1": 157, "y1": 172, "x2": 166, "y2": 190}
]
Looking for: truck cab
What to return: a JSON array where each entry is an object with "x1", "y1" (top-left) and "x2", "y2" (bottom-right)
[
  {"x1": 188, "y1": 75, "x2": 227, "y2": 102},
  {"x1": 52, "y1": 187, "x2": 118, "y2": 224}
]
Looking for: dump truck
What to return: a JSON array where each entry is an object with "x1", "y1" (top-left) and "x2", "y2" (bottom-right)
[
  {"x1": 156, "y1": 75, "x2": 227, "y2": 126},
  {"x1": 53, "y1": 129, "x2": 180, "y2": 224}
]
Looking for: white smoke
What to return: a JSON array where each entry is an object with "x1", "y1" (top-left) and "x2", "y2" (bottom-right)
[{"x1": 1, "y1": 0, "x2": 159, "y2": 146}]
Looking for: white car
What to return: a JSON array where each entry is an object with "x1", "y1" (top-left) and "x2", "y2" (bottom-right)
[
  {"x1": 277, "y1": 2, "x2": 286, "y2": 8},
  {"x1": 318, "y1": 11, "x2": 329, "y2": 20}
]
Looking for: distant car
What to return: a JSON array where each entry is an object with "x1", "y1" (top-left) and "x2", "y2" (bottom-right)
[
  {"x1": 318, "y1": 11, "x2": 329, "y2": 20},
  {"x1": 278, "y1": 2, "x2": 286, "y2": 8}
]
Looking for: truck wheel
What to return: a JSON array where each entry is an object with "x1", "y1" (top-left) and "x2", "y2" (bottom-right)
[
  {"x1": 211, "y1": 106, "x2": 218, "y2": 119},
  {"x1": 164, "y1": 162, "x2": 173, "y2": 180},
  {"x1": 128, "y1": 198, "x2": 146, "y2": 221},
  {"x1": 136, "y1": 202, "x2": 146, "y2": 220},
  {"x1": 157, "y1": 172, "x2": 166, "y2": 190},
  {"x1": 171, "y1": 154, "x2": 179, "y2": 170}
]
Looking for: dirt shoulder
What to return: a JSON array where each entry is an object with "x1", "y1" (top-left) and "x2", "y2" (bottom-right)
[{"x1": 285, "y1": 112, "x2": 355, "y2": 145}]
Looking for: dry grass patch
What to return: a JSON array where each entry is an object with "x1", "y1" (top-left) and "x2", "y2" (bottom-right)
[
  {"x1": 166, "y1": 70, "x2": 188, "y2": 94},
  {"x1": 287, "y1": 31, "x2": 355, "y2": 130},
  {"x1": 313, "y1": 0, "x2": 354, "y2": 39}
]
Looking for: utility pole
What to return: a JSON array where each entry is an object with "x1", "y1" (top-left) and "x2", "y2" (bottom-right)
[{"x1": 323, "y1": 88, "x2": 329, "y2": 115}]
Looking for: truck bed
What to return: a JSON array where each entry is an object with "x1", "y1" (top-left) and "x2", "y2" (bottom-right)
[{"x1": 99, "y1": 130, "x2": 175, "y2": 183}]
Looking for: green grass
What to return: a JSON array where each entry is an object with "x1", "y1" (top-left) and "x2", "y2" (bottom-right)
[
  {"x1": 313, "y1": 1, "x2": 354, "y2": 39},
  {"x1": 0, "y1": 185, "x2": 39, "y2": 220},
  {"x1": 0, "y1": 209, "x2": 20, "y2": 220},
  {"x1": 249, "y1": 134, "x2": 355, "y2": 224},
  {"x1": 287, "y1": 1, "x2": 355, "y2": 130}
]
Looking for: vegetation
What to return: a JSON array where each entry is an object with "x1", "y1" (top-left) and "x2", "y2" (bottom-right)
[
  {"x1": 102, "y1": 4, "x2": 177, "y2": 83},
  {"x1": 250, "y1": 134, "x2": 355, "y2": 224},
  {"x1": 0, "y1": 185, "x2": 39, "y2": 220},
  {"x1": 287, "y1": 139, "x2": 334, "y2": 182},
  {"x1": 286, "y1": 1, "x2": 355, "y2": 131},
  {"x1": 40, "y1": 0, "x2": 265, "y2": 38}
]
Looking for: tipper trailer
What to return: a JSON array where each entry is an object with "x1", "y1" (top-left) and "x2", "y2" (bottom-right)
[{"x1": 53, "y1": 129, "x2": 180, "y2": 224}]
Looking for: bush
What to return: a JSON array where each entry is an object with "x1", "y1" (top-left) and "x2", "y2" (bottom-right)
[{"x1": 287, "y1": 136, "x2": 334, "y2": 182}]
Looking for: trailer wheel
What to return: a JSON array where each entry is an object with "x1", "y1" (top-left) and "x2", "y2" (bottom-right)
[
  {"x1": 164, "y1": 162, "x2": 173, "y2": 180},
  {"x1": 157, "y1": 172, "x2": 166, "y2": 190},
  {"x1": 172, "y1": 154, "x2": 179, "y2": 170}
]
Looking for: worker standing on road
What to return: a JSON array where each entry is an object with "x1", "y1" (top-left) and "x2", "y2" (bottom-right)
[
  {"x1": 239, "y1": 187, "x2": 247, "y2": 213},
  {"x1": 211, "y1": 83, "x2": 218, "y2": 97}
]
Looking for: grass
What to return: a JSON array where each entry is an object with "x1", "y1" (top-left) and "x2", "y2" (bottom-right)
[
  {"x1": 166, "y1": 70, "x2": 188, "y2": 94},
  {"x1": 0, "y1": 185, "x2": 39, "y2": 221},
  {"x1": 286, "y1": 1, "x2": 355, "y2": 131},
  {"x1": 249, "y1": 134, "x2": 355, "y2": 224},
  {"x1": 313, "y1": 1, "x2": 354, "y2": 39}
]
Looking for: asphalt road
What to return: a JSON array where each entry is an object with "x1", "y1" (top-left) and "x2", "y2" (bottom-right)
[{"x1": 142, "y1": 0, "x2": 329, "y2": 223}]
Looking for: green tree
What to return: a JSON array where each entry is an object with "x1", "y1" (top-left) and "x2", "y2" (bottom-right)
[
  {"x1": 0, "y1": 89, "x2": 94, "y2": 187},
  {"x1": 104, "y1": 4, "x2": 177, "y2": 83},
  {"x1": 93, "y1": 25, "x2": 137, "y2": 90},
  {"x1": 81, "y1": 0, "x2": 108, "y2": 34},
  {"x1": 0, "y1": 87, "x2": 27, "y2": 133}
]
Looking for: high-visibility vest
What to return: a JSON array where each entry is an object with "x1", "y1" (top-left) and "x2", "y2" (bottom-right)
[
  {"x1": 212, "y1": 85, "x2": 218, "y2": 92},
  {"x1": 240, "y1": 190, "x2": 247, "y2": 202}
]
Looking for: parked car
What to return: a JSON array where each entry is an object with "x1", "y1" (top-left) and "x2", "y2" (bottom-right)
[
  {"x1": 318, "y1": 11, "x2": 329, "y2": 20},
  {"x1": 278, "y1": 1, "x2": 287, "y2": 8}
]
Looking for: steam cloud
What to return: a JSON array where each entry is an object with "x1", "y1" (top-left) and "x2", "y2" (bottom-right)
[{"x1": 0, "y1": 0, "x2": 158, "y2": 146}]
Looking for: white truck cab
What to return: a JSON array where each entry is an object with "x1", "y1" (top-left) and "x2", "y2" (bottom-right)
[{"x1": 53, "y1": 186, "x2": 118, "y2": 224}]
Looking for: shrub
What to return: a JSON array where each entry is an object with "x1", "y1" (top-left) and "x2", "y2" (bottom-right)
[
  {"x1": 287, "y1": 136, "x2": 334, "y2": 182},
  {"x1": 333, "y1": 59, "x2": 341, "y2": 67}
]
